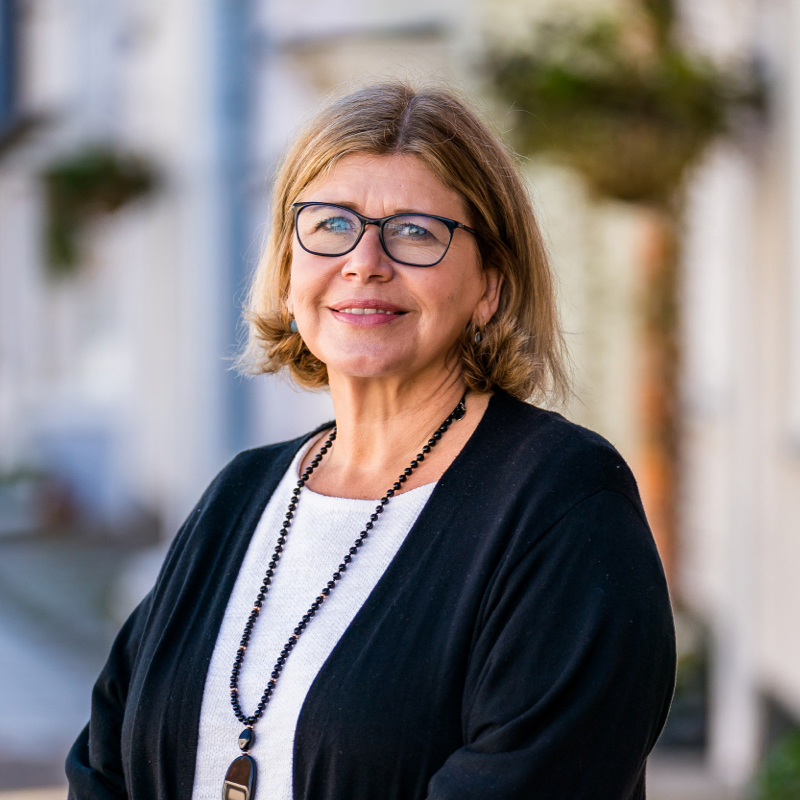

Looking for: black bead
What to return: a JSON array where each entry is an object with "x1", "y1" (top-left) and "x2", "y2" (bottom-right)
[
  {"x1": 332, "y1": 572, "x2": 340, "y2": 580},
  {"x1": 322, "y1": 587, "x2": 330, "y2": 596},
  {"x1": 344, "y1": 554, "x2": 352, "y2": 562},
  {"x1": 349, "y1": 547, "x2": 357, "y2": 554},
  {"x1": 403, "y1": 468, "x2": 413, "y2": 476},
  {"x1": 422, "y1": 445, "x2": 431, "y2": 453},
  {"x1": 393, "y1": 482, "x2": 401, "y2": 490},
  {"x1": 238, "y1": 728, "x2": 254, "y2": 751}
]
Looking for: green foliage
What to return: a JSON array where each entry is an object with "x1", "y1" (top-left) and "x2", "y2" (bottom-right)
[
  {"x1": 756, "y1": 729, "x2": 800, "y2": 800},
  {"x1": 488, "y1": 2, "x2": 763, "y2": 204},
  {"x1": 42, "y1": 148, "x2": 157, "y2": 276}
]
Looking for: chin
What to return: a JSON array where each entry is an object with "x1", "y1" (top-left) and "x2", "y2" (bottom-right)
[{"x1": 322, "y1": 347, "x2": 413, "y2": 381}]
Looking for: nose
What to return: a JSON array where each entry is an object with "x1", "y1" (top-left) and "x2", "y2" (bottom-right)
[{"x1": 341, "y1": 224, "x2": 394, "y2": 282}]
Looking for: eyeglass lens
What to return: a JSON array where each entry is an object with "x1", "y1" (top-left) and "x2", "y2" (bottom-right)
[{"x1": 296, "y1": 204, "x2": 453, "y2": 266}]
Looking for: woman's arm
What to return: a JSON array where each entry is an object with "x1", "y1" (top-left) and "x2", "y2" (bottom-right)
[
  {"x1": 66, "y1": 590, "x2": 154, "y2": 799},
  {"x1": 426, "y1": 489, "x2": 676, "y2": 800}
]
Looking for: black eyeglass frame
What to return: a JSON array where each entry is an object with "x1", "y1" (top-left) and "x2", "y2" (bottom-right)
[{"x1": 292, "y1": 201, "x2": 479, "y2": 267}]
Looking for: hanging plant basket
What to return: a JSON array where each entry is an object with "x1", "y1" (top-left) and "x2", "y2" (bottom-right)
[
  {"x1": 487, "y1": 3, "x2": 763, "y2": 204},
  {"x1": 42, "y1": 147, "x2": 158, "y2": 276}
]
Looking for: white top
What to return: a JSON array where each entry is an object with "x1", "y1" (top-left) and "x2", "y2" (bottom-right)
[{"x1": 191, "y1": 438, "x2": 436, "y2": 800}]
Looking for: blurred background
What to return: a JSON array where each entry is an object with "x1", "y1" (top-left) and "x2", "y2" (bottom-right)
[{"x1": 1, "y1": 0, "x2": 799, "y2": 797}]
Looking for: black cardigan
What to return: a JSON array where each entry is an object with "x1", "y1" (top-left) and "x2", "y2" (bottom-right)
[{"x1": 66, "y1": 391, "x2": 676, "y2": 800}]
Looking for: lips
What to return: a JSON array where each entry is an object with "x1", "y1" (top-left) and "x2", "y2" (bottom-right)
[
  {"x1": 337, "y1": 307, "x2": 396, "y2": 316},
  {"x1": 329, "y1": 300, "x2": 406, "y2": 314},
  {"x1": 328, "y1": 300, "x2": 407, "y2": 326}
]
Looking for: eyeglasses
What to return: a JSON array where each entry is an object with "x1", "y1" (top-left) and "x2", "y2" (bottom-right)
[{"x1": 292, "y1": 202, "x2": 478, "y2": 267}]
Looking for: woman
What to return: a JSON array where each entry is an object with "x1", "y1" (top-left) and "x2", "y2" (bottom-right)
[{"x1": 67, "y1": 82, "x2": 675, "y2": 800}]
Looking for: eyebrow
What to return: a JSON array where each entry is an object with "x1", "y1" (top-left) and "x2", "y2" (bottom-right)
[
  {"x1": 302, "y1": 200, "x2": 439, "y2": 217},
  {"x1": 309, "y1": 199, "x2": 360, "y2": 211}
]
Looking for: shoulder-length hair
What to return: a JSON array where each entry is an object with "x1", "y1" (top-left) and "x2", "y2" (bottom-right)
[{"x1": 240, "y1": 80, "x2": 569, "y2": 403}]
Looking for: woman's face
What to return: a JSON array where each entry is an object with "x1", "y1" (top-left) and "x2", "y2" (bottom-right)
[{"x1": 288, "y1": 153, "x2": 502, "y2": 389}]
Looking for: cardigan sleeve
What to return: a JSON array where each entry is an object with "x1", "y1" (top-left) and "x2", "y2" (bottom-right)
[
  {"x1": 425, "y1": 489, "x2": 676, "y2": 800},
  {"x1": 65, "y1": 589, "x2": 154, "y2": 799}
]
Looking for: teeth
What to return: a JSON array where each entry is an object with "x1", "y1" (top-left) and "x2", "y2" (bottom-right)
[{"x1": 339, "y1": 307, "x2": 395, "y2": 315}]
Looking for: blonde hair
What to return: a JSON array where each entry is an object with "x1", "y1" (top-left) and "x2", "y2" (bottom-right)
[{"x1": 240, "y1": 80, "x2": 569, "y2": 403}]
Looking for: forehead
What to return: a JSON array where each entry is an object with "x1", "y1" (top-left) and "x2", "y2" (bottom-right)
[{"x1": 298, "y1": 152, "x2": 470, "y2": 221}]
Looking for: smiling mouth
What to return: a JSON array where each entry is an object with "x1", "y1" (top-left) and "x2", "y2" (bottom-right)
[{"x1": 337, "y1": 307, "x2": 403, "y2": 316}]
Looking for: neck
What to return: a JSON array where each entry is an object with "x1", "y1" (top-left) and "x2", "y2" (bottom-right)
[
  {"x1": 327, "y1": 371, "x2": 465, "y2": 471},
  {"x1": 304, "y1": 369, "x2": 487, "y2": 500}
]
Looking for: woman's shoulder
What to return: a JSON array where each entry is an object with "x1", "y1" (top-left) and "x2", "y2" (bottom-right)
[
  {"x1": 216, "y1": 422, "x2": 333, "y2": 489},
  {"x1": 185, "y1": 422, "x2": 334, "y2": 524},
  {"x1": 483, "y1": 391, "x2": 644, "y2": 520}
]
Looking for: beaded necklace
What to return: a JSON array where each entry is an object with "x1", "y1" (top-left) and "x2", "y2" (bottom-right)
[{"x1": 222, "y1": 394, "x2": 468, "y2": 800}]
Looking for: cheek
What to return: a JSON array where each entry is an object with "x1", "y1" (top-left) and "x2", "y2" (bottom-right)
[{"x1": 289, "y1": 253, "x2": 327, "y2": 306}]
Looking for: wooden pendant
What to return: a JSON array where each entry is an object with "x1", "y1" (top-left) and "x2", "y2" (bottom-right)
[{"x1": 222, "y1": 755, "x2": 256, "y2": 800}]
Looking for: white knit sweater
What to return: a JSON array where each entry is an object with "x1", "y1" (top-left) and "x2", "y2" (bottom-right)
[{"x1": 191, "y1": 439, "x2": 436, "y2": 800}]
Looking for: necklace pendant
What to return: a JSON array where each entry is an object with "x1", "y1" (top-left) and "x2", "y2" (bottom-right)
[{"x1": 223, "y1": 754, "x2": 256, "y2": 800}]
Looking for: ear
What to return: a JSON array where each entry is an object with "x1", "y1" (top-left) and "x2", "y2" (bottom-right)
[{"x1": 473, "y1": 266, "x2": 503, "y2": 326}]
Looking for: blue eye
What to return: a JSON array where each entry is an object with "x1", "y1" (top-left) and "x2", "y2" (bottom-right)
[
  {"x1": 387, "y1": 221, "x2": 431, "y2": 239},
  {"x1": 318, "y1": 216, "x2": 354, "y2": 234}
]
